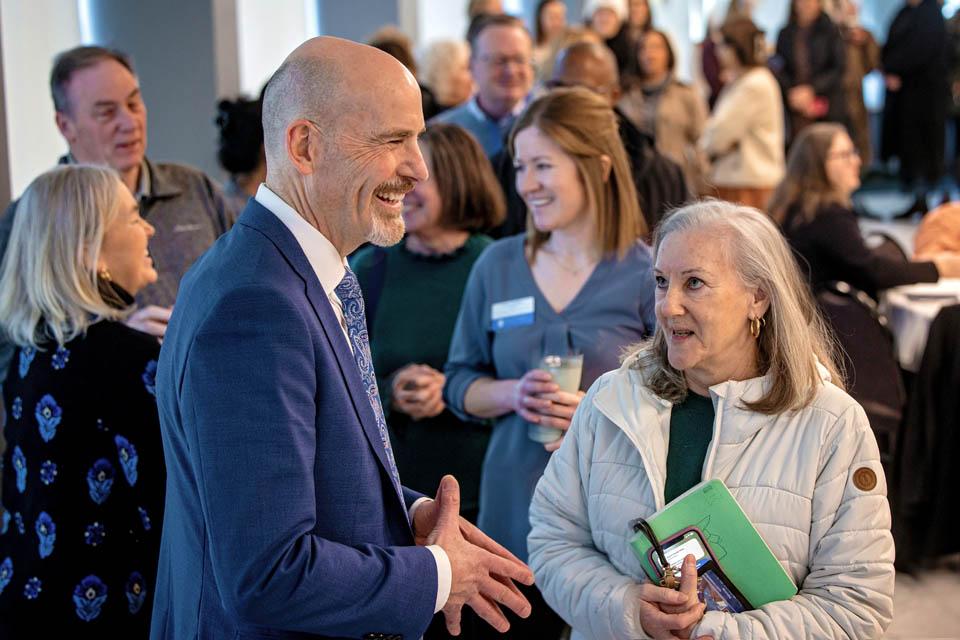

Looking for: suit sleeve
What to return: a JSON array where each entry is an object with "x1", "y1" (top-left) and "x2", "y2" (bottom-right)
[{"x1": 182, "y1": 284, "x2": 436, "y2": 638}]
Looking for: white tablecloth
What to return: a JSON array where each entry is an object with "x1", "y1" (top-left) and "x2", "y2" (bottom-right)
[{"x1": 884, "y1": 279, "x2": 960, "y2": 372}]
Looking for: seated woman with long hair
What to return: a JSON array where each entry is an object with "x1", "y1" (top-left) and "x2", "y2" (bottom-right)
[
  {"x1": 0, "y1": 165, "x2": 165, "y2": 635},
  {"x1": 444, "y1": 87, "x2": 656, "y2": 638},
  {"x1": 529, "y1": 200, "x2": 894, "y2": 639},
  {"x1": 768, "y1": 123, "x2": 960, "y2": 299}
]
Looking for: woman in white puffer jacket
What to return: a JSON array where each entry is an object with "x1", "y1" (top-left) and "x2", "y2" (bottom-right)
[{"x1": 528, "y1": 200, "x2": 894, "y2": 639}]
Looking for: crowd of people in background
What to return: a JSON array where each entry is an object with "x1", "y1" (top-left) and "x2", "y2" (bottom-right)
[{"x1": 0, "y1": 0, "x2": 958, "y2": 637}]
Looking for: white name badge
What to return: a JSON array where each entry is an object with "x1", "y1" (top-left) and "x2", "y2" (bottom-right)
[{"x1": 491, "y1": 296, "x2": 535, "y2": 331}]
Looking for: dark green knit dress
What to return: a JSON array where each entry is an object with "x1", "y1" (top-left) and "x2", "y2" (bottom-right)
[{"x1": 352, "y1": 235, "x2": 491, "y2": 521}]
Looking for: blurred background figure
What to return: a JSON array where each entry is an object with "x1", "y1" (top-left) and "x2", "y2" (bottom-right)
[
  {"x1": 535, "y1": 25, "x2": 602, "y2": 87},
  {"x1": 620, "y1": 29, "x2": 710, "y2": 195},
  {"x1": 434, "y1": 15, "x2": 534, "y2": 158},
  {"x1": 837, "y1": 0, "x2": 880, "y2": 164},
  {"x1": 0, "y1": 166, "x2": 165, "y2": 635},
  {"x1": 468, "y1": 0, "x2": 503, "y2": 20},
  {"x1": 626, "y1": 0, "x2": 653, "y2": 43},
  {"x1": 583, "y1": 0, "x2": 636, "y2": 85},
  {"x1": 466, "y1": 0, "x2": 506, "y2": 41},
  {"x1": 214, "y1": 94, "x2": 264, "y2": 213},
  {"x1": 700, "y1": 0, "x2": 755, "y2": 109},
  {"x1": 915, "y1": 201, "x2": 960, "y2": 258},
  {"x1": 532, "y1": 0, "x2": 568, "y2": 76},
  {"x1": 768, "y1": 123, "x2": 960, "y2": 300},
  {"x1": 445, "y1": 87, "x2": 656, "y2": 638},
  {"x1": 881, "y1": 0, "x2": 948, "y2": 213},
  {"x1": 351, "y1": 123, "x2": 504, "y2": 534},
  {"x1": 701, "y1": 16, "x2": 785, "y2": 210},
  {"x1": 420, "y1": 40, "x2": 475, "y2": 118},
  {"x1": 772, "y1": 0, "x2": 848, "y2": 144},
  {"x1": 368, "y1": 26, "x2": 441, "y2": 119}
]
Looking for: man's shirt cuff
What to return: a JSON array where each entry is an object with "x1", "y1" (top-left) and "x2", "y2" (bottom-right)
[
  {"x1": 408, "y1": 497, "x2": 452, "y2": 612},
  {"x1": 425, "y1": 545, "x2": 452, "y2": 612}
]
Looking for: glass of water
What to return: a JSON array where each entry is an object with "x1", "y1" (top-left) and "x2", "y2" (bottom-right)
[{"x1": 527, "y1": 353, "x2": 583, "y2": 444}]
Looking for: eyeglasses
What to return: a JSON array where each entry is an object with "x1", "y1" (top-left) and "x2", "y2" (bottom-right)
[
  {"x1": 477, "y1": 54, "x2": 533, "y2": 69},
  {"x1": 827, "y1": 148, "x2": 860, "y2": 162}
]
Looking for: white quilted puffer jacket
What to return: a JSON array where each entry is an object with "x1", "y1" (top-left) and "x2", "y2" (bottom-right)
[{"x1": 528, "y1": 357, "x2": 894, "y2": 639}]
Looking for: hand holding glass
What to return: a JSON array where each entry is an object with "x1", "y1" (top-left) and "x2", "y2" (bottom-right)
[{"x1": 528, "y1": 354, "x2": 583, "y2": 444}]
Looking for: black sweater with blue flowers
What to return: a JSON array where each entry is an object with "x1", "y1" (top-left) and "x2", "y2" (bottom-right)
[{"x1": 0, "y1": 320, "x2": 163, "y2": 636}]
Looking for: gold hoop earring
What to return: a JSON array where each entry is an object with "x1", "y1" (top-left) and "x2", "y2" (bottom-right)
[
  {"x1": 98, "y1": 267, "x2": 112, "y2": 282},
  {"x1": 749, "y1": 315, "x2": 766, "y2": 339}
]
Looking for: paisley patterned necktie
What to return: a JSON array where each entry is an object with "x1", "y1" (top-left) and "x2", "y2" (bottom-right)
[{"x1": 334, "y1": 267, "x2": 403, "y2": 500}]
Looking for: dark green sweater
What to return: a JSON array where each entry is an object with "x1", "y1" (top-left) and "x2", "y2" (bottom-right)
[
  {"x1": 664, "y1": 391, "x2": 715, "y2": 504},
  {"x1": 351, "y1": 235, "x2": 491, "y2": 519}
]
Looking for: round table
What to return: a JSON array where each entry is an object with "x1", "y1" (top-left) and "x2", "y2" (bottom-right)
[{"x1": 884, "y1": 279, "x2": 960, "y2": 372}]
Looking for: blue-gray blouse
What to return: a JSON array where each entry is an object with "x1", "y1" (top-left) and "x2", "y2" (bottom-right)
[{"x1": 444, "y1": 234, "x2": 656, "y2": 560}]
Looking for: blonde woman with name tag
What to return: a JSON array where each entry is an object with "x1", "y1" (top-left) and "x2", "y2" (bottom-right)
[{"x1": 444, "y1": 87, "x2": 656, "y2": 638}]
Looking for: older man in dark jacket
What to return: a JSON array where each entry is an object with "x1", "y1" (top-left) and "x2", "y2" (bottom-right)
[{"x1": 0, "y1": 46, "x2": 236, "y2": 387}]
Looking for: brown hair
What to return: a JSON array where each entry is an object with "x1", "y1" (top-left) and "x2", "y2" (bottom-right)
[
  {"x1": 468, "y1": 14, "x2": 529, "y2": 53},
  {"x1": 509, "y1": 87, "x2": 646, "y2": 258},
  {"x1": 630, "y1": 200, "x2": 843, "y2": 413},
  {"x1": 419, "y1": 124, "x2": 506, "y2": 232},
  {"x1": 368, "y1": 26, "x2": 417, "y2": 75},
  {"x1": 535, "y1": 0, "x2": 565, "y2": 45},
  {"x1": 720, "y1": 16, "x2": 766, "y2": 68},
  {"x1": 767, "y1": 123, "x2": 849, "y2": 226},
  {"x1": 636, "y1": 29, "x2": 676, "y2": 80}
]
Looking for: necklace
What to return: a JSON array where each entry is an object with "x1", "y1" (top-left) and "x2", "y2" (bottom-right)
[{"x1": 539, "y1": 246, "x2": 599, "y2": 276}]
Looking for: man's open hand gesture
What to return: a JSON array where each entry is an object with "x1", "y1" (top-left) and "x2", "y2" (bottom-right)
[{"x1": 414, "y1": 476, "x2": 534, "y2": 636}]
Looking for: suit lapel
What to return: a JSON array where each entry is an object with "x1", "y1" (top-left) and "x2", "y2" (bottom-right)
[{"x1": 238, "y1": 202, "x2": 407, "y2": 514}]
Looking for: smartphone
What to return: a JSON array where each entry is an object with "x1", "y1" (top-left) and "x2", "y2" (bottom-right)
[{"x1": 648, "y1": 527, "x2": 752, "y2": 613}]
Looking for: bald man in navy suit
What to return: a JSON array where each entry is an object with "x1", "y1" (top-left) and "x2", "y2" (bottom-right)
[{"x1": 151, "y1": 37, "x2": 533, "y2": 640}]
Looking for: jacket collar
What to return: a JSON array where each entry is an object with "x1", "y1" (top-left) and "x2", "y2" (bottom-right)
[
  {"x1": 57, "y1": 154, "x2": 182, "y2": 201},
  {"x1": 593, "y1": 353, "x2": 832, "y2": 452},
  {"x1": 236, "y1": 200, "x2": 408, "y2": 513}
]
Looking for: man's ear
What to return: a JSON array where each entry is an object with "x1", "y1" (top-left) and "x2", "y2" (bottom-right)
[
  {"x1": 55, "y1": 111, "x2": 75, "y2": 143},
  {"x1": 599, "y1": 154, "x2": 612, "y2": 182},
  {"x1": 286, "y1": 120, "x2": 318, "y2": 176}
]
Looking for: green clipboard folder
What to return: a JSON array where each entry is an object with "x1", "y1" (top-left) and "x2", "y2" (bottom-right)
[{"x1": 629, "y1": 479, "x2": 798, "y2": 609}]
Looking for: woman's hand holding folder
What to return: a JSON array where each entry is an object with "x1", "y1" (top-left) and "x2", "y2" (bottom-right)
[{"x1": 636, "y1": 555, "x2": 712, "y2": 640}]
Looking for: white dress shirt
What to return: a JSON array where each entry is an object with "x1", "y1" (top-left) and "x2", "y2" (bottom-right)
[{"x1": 254, "y1": 185, "x2": 452, "y2": 614}]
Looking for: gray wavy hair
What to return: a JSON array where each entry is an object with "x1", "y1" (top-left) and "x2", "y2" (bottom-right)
[{"x1": 629, "y1": 199, "x2": 844, "y2": 413}]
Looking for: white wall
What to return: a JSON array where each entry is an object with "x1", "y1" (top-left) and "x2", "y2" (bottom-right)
[
  {"x1": 1, "y1": 0, "x2": 80, "y2": 198},
  {"x1": 236, "y1": 0, "x2": 317, "y2": 98}
]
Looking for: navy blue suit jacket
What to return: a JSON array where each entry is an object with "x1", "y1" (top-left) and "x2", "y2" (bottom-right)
[{"x1": 151, "y1": 200, "x2": 437, "y2": 639}]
